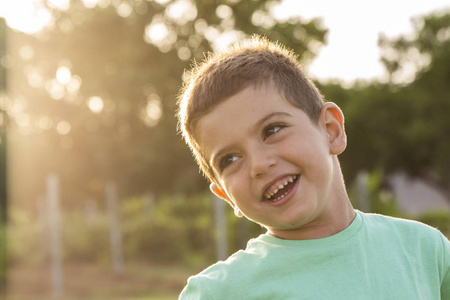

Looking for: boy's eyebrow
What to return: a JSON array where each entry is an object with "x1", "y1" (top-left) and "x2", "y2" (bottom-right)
[
  {"x1": 210, "y1": 111, "x2": 292, "y2": 168},
  {"x1": 252, "y1": 111, "x2": 292, "y2": 132}
]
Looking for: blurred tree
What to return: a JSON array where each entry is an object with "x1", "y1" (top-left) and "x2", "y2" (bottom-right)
[
  {"x1": 7, "y1": 0, "x2": 327, "y2": 207},
  {"x1": 321, "y1": 11, "x2": 450, "y2": 197},
  {"x1": 378, "y1": 11, "x2": 450, "y2": 191}
]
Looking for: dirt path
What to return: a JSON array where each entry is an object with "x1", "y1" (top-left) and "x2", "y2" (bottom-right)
[{"x1": 5, "y1": 261, "x2": 195, "y2": 300}]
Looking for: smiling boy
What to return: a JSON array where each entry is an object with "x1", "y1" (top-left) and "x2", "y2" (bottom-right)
[{"x1": 177, "y1": 36, "x2": 450, "y2": 299}]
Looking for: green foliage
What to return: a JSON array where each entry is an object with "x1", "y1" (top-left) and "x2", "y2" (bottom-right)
[
  {"x1": 61, "y1": 213, "x2": 110, "y2": 262},
  {"x1": 7, "y1": 190, "x2": 267, "y2": 270},
  {"x1": 5, "y1": 3, "x2": 450, "y2": 277},
  {"x1": 121, "y1": 193, "x2": 215, "y2": 265},
  {"x1": 7, "y1": 0, "x2": 327, "y2": 209},
  {"x1": 8, "y1": 209, "x2": 46, "y2": 265},
  {"x1": 321, "y1": 11, "x2": 450, "y2": 197},
  {"x1": 377, "y1": 11, "x2": 450, "y2": 188},
  {"x1": 348, "y1": 170, "x2": 403, "y2": 218},
  {"x1": 418, "y1": 210, "x2": 450, "y2": 238}
]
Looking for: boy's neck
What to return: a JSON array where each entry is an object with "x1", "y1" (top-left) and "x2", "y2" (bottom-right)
[{"x1": 267, "y1": 204, "x2": 356, "y2": 240}]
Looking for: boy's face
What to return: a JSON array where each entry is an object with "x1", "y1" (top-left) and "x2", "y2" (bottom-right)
[{"x1": 196, "y1": 83, "x2": 348, "y2": 240}]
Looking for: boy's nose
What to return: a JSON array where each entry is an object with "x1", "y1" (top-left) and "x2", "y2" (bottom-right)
[{"x1": 249, "y1": 147, "x2": 277, "y2": 178}]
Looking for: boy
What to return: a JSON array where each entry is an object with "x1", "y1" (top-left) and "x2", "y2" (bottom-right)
[{"x1": 177, "y1": 36, "x2": 450, "y2": 299}]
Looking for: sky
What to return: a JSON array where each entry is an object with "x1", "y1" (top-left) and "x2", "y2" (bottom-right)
[
  {"x1": 275, "y1": 0, "x2": 450, "y2": 83},
  {"x1": 1, "y1": 0, "x2": 450, "y2": 84}
]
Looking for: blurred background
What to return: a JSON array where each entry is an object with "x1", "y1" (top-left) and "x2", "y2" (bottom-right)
[{"x1": 0, "y1": 0, "x2": 449, "y2": 299}]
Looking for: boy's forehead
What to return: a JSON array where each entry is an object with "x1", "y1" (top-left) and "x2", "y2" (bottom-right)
[{"x1": 195, "y1": 83, "x2": 300, "y2": 160}]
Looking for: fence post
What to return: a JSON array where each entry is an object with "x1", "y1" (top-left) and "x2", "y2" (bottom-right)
[
  {"x1": 106, "y1": 182, "x2": 124, "y2": 275},
  {"x1": 144, "y1": 192, "x2": 155, "y2": 219},
  {"x1": 357, "y1": 170, "x2": 371, "y2": 212},
  {"x1": 47, "y1": 173, "x2": 64, "y2": 296},
  {"x1": 213, "y1": 196, "x2": 227, "y2": 261}
]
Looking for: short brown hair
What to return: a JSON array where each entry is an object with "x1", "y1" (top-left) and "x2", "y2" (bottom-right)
[{"x1": 177, "y1": 35, "x2": 325, "y2": 184}]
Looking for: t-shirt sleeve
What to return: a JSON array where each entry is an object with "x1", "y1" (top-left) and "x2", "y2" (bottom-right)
[
  {"x1": 441, "y1": 233, "x2": 450, "y2": 299},
  {"x1": 179, "y1": 276, "x2": 213, "y2": 300}
]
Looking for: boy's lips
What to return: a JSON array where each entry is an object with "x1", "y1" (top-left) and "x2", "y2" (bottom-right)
[{"x1": 263, "y1": 174, "x2": 299, "y2": 202}]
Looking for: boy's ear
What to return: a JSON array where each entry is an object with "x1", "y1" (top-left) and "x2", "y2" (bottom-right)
[
  {"x1": 320, "y1": 102, "x2": 347, "y2": 155},
  {"x1": 209, "y1": 183, "x2": 243, "y2": 217}
]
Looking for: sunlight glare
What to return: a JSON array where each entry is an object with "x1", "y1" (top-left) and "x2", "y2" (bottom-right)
[
  {"x1": 0, "y1": 0, "x2": 52, "y2": 34},
  {"x1": 48, "y1": 0, "x2": 70, "y2": 11}
]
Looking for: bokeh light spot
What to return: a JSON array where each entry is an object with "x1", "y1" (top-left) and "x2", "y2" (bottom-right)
[
  {"x1": 45, "y1": 79, "x2": 65, "y2": 100},
  {"x1": 37, "y1": 116, "x2": 53, "y2": 130},
  {"x1": 15, "y1": 113, "x2": 30, "y2": 128},
  {"x1": 117, "y1": 2, "x2": 133, "y2": 18},
  {"x1": 140, "y1": 94, "x2": 163, "y2": 127},
  {"x1": 19, "y1": 45, "x2": 34, "y2": 61},
  {"x1": 87, "y1": 96, "x2": 104, "y2": 113},
  {"x1": 56, "y1": 66, "x2": 72, "y2": 85},
  {"x1": 81, "y1": 0, "x2": 99, "y2": 9},
  {"x1": 165, "y1": 0, "x2": 197, "y2": 25},
  {"x1": 56, "y1": 120, "x2": 71, "y2": 135},
  {"x1": 177, "y1": 47, "x2": 191, "y2": 61},
  {"x1": 145, "y1": 21, "x2": 169, "y2": 44},
  {"x1": 216, "y1": 5, "x2": 232, "y2": 19}
]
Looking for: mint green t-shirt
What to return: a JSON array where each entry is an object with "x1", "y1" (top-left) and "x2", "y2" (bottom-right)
[{"x1": 179, "y1": 211, "x2": 450, "y2": 299}]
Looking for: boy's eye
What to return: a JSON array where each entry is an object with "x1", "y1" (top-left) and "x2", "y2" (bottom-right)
[
  {"x1": 219, "y1": 154, "x2": 239, "y2": 171},
  {"x1": 263, "y1": 124, "x2": 285, "y2": 140}
]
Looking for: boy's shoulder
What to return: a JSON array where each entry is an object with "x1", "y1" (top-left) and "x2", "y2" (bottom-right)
[
  {"x1": 193, "y1": 235, "x2": 268, "y2": 278},
  {"x1": 359, "y1": 211, "x2": 447, "y2": 245},
  {"x1": 361, "y1": 211, "x2": 438, "y2": 232},
  {"x1": 180, "y1": 236, "x2": 269, "y2": 298},
  {"x1": 195, "y1": 212, "x2": 447, "y2": 278},
  {"x1": 180, "y1": 212, "x2": 450, "y2": 299}
]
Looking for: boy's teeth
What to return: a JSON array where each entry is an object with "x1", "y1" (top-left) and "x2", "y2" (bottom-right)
[{"x1": 265, "y1": 175, "x2": 297, "y2": 199}]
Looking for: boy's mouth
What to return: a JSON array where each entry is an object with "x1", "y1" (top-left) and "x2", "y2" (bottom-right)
[{"x1": 264, "y1": 175, "x2": 298, "y2": 202}]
